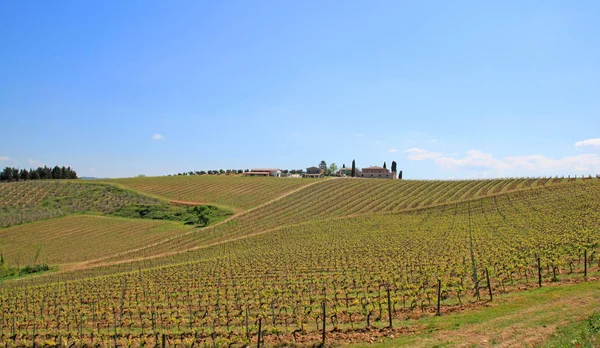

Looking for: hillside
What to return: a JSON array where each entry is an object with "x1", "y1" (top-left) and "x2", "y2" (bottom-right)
[
  {"x1": 0, "y1": 215, "x2": 192, "y2": 265},
  {"x1": 106, "y1": 175, "x2": 321, "y2": 211},
  {"x1": 0, "y1": 176, "x2": 598, "y2": 347},
  {"x1": 0, "y1": 180, "x2": 162, "y2": 227},
  {"x1": 95, "y1": 177, "x2": 580, "y2": 263}
]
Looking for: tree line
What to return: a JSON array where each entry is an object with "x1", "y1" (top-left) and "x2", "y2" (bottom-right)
[
  {"x1": 0, "y1": 166, "x2": 78, "y2": 182},
  {"x1": 169, "y1": 169, "x2": 306, "y2": 176}
]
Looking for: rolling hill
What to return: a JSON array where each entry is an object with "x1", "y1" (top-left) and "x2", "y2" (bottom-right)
[{"x1": 0, "y1": 175, "x2": 598, "y2": 347}]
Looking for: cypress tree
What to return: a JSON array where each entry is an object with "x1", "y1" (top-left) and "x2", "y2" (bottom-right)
[
  {"x1": 351, "y1": 160, "x2": 356, "y2": 177},
  {"x1": 391, "y1": 161, "x2": 397, "y2": 173},
  {"x1": 383, "y1": 162, "x2": 387, "y2": 169},
  {"x1": 399, "y1": 170, "x2": 403, "y2": 180}
]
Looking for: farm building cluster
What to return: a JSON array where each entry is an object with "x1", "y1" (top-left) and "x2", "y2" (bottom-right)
[{"x1": 243, "y1": 164, "x2": 401, "y2": 179}]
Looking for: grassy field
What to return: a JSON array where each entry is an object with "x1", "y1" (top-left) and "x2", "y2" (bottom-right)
[
  {"x1": 106, "y1": 175, "x2": 319, "y2": 211},
  {"x1": 0, "y1": 176, "x2": 598, "y2": 347}
]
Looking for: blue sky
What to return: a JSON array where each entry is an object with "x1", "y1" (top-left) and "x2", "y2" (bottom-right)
[{"x1": 1, "y1": 0, "x2": 599, "y2": 179}]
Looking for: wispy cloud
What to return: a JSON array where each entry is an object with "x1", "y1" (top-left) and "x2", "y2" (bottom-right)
[
  {"x1": 28, "y1": 159, "x2": 45, "y2": 167},
  {"x1": 0, "y1": 156, "x2": 8, "y2": 161},
  {"x1": 152, "y1": 134, "x2": 165, "y2": 141},
  {"x1": 575, "y1": 138, "x2": 600, "y2": 150},
  {"x1": 404, "y1": 148, "x2": 600, "y2": 175},
  {"x1": 404, "y1": 148, "x2": 443, "y2": 160},
  {"x1": 388, "y1": 149, "x2": 398, "y2": 153}
]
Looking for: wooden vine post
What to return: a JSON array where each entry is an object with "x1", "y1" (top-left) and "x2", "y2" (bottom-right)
[
  {"x1": 584, "y1": 249, "x2": 588, "y2": 279},
  {"x1": 436, "y1": 279, "x2": 441, "y2": 316},
  {"x1": 321, "y1": 300, "x2": 326, "y2": 346},
  {"x1": 387, "y1": 288, "x2": 393, "y2": 328},
  {"x1": 257, "y1": 318, "x2": 262, "y2": 348},
  {"x1": 485, "y1": 268, "x2": 493, "y2": 301},
  {"x1": 537, "y1": 257, "x2": 542, "y2": 288}
]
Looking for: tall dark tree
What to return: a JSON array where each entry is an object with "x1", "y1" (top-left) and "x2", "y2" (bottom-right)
[
  {"x1": 351, "y1": 160, "x2": 356, "y2": 177},
  {"x1": 342, "y1": 164, "x2": 346, "y2": 168},
  {"x1": 20, "y1": 169, "x2": 29, "y2": 181},
  {"x1": 391, "y1": 161, "x2": 397, "y2": 173},
  {"x1": 383, "y1": 162, "x2": 387, "y2": 169},
  {"x1": 51, "y1": 166, "x2": 61, "y2": 179},
  {"x1": 30, "y1": 169, "x2": 40, "y2": 180},
  {"x1": 398, "y1": 170, "x2": 403, "y2": 180},
  {"x1": 319, "y1": 160, "x2": 327, "y2": 172}
]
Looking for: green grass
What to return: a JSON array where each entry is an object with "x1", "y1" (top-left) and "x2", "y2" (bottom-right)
[
  {"x1": 542, "y1": 312, "x2": 600, "y2": 348},
  {"x1": 349, "y1": 280, "x2": 600, "y2": 347}
]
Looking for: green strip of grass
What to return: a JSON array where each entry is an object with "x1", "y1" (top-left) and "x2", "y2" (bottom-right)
[{"x1": 348, "y1": 280, "x2": 600, "y2": 347}]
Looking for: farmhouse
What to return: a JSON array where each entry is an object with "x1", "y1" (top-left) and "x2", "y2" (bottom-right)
[
  {"x1": 243, "y1": 168, "x2": 282, "y2": 177},
  {"x1": 303, "y1": 167, "x2": 324, "y2": 178},
  {"x1": 360, "y1": 166, "x2": 395, "y2": 179}
]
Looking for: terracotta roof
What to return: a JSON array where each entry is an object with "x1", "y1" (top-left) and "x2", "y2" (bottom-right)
[
  {"x1": 251, "y1": 168, "x2": 280, "y2": 172},
  {"x1": 362, "y1": 166, "x2": 385, "y2": 170}
]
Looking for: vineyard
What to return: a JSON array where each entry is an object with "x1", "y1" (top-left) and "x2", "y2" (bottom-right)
[
  {"x1": 89, "y1": 177, "x2": 581, "y2": 264},
  {"x1": 0, "y1": 177, "x2": 599, "y2": 346},
  {"x1": 0, "y1": 181, "x2": 163, "y2": 227},
  {"x1": 105, "y1": 176, "x2": 320, "y2": 211},
  {"x1": 0, "y1": 215, "x2": 191, "y2": 265}
]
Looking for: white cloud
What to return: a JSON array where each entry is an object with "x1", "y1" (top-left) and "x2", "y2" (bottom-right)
[
  {"x1": 0, "y1": 156, "x2": 8, "y2": 161},
  {"x1": 404, "y1": 148, "x2": 600, "y2": 176},
  {"x1": 575, "y1": 138, "x2": 600, "y2": 150},
  {"x1": 404, "y1": 148, "x2": 443, "y2": 160},
  {"x1": 152, "y1": 134, "x2": 165, "y2": 141},
  {"x1": 388, "y1": 149, "x2": 398, "y2": 153},
  {"x1": 28, "y1": 159, "x2": 45, "y2": 167}
]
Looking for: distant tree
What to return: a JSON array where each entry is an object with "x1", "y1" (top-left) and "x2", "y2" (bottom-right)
[
  {"x1": 200, "y1": 171, "x2": 207, "y2": 175},
  {"x1": 245, "y1": 169, "x2": 250, "y2": 173},
  {"x1": 219, "y1": 169, "x2": 225, "y2": 174},
  {"x1": 290, "y1": 169, "x2": 296, "y2": 174},
  {"x1": 391, "y1": 161, "x2": 397, "y2": 173},
  {"x1": 20, "y1": 169, "x2": 29, "y2": 181},
  {"x1": 238, "y1": 169, "x2": 244, "y2": 174},
  {"x1": 296, "y1": 169, "x2": 303, "y2": 174},
  {"x1": 226, "y1": 169, "x2": 231, "y2": 174},
  {"x1": 319, "y1": 161, "x2": 327, "y2": 172},
  {"x1": 1, "y1": 167, "x2": 12, "y2": 182},
  {"x1": 188, "y1": 171, "x2": 195, "y2": 175},
  {"x1": 51, "y1": 166, "x2": 61, "y2": 180},
  {"x1": 383, "y1": 162, "x2": 387, "y2": 169},
  {"x1": 351, "y1": 160, "x2": 356, "y2": 177},
  {"x1": 328, "y1": 163, "x2": 338, "y2": 176},
  {"x1": 12, "y1": 168, "x2": 19, "y2": 181},
  {"x1": 399, "y1": 170, "x2": 403, "y2": 180},
  {"x1": 342, "y1": 164, "x2": 346, "y2": 168},
  {"x1": 30, "y1": 169, "x2": 40, "y2": 180}
]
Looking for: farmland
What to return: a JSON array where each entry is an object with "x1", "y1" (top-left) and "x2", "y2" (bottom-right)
[
  {"x1": 92, "y1": 177, "x2": 580, "y2": 263},
  {"x1": 106, "y1": 175, "x2": 318, "y2": 211},
  {"x1": 0, "y1": 215, "x2": 192, "y2": 265},
  {"x1": 0, "y1": 176, "x2": 598, "y2": 346},
  {"x1": 0, "y1": 181, "x2": 163, "y2": 227}
]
